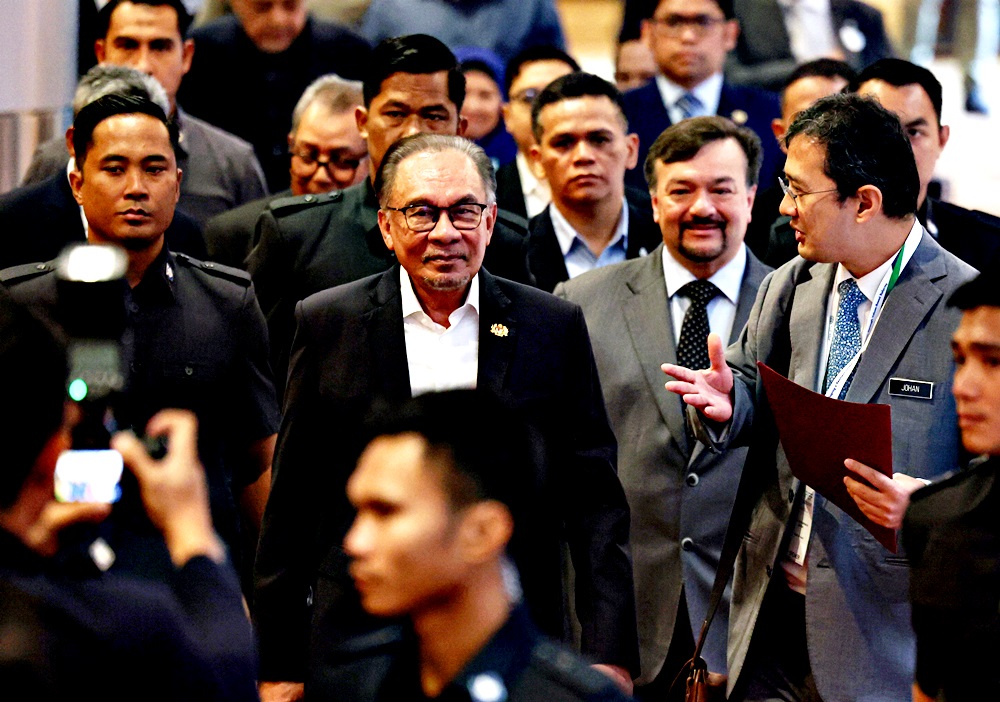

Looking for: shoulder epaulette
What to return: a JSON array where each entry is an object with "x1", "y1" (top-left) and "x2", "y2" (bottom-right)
[
  {"x1": 174, "y1": 252, "x2": 252, "y2": 287},
  {"x1": 0, "y1": 261, "x2": 54, "y2": 285},
  {"x1": 268, "y1": 190, "x2": 343, "y2": 215}
]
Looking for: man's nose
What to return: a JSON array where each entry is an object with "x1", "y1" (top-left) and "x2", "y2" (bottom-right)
[
  {"x1": 133, "y1": 47, "x2": 154, "y2": 76},
  {"x1": 689, "y1": 188, "x2": 716, "y2": 216},
  {"x1": 124, "y1": 168, "x2": 150, "y2": 198}
]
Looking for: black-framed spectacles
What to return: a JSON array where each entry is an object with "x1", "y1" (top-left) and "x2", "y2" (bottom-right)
[
  {"x1": 778, "y1": 176, "x2": 838, "y2": 204},
  {"x1": 384, "y1": 202, "x2": 490, "y2": 232},
  {"x1": 510, "y1": 87, "x2": 542, "y2": 105},
  {"x1": 290, "y1": 146, "x2": 368, "y2": 173},
  {"x1": 648, "y1": 14, "x2": 727, "y2": 37}
]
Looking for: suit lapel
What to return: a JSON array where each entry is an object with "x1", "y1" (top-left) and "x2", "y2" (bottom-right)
[
  {"x1": 846, "y1": 234, "x2": 946, "y2": 403},
  {"x1": 364, "y1": 268, "x2": 411, "y2": 399},
  {"x1": 730, "y1": 252, "x2": 770, "y2": 344},
  {"x1": 527, "y1": 207, "x2": 570, "y2": 291},
  {"x1": 788, "y1": 262, "x2": 833, "y2": 390},
  {"x1": 477, "y1": 271, "x2": 516, "y2": 396},
  {"x1": 623, "y1": 249, "x2": 692, "y2": 454}
]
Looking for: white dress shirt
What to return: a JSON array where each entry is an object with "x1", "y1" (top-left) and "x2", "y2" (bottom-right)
[
  {"x1": 516, "y1": 152, "x2": 551, "y2": 218},
  {"x1": 662, "y1": 242, "x2": 747, "y2": 345},
  {"x1": 400, "y1": 268, "x2": 480, "y2": 396},
  {"x1": 777, "y1": 0, "x2": 839, "y2": 62},
  {"x1": 550, "y1": 197, "x2": 631, "y2": 280},
  {"x1": 655, "y1": 72, "x2": 724, "y2": 125}
]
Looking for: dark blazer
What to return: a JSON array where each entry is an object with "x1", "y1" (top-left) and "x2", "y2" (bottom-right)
[
  {"x1": 496, "y1": 160, "x2": 528, "y2": 219},
  {"x1": 923, "y1": 197, "x2": 1000, "y2": 270},
  {"x1": 722, "y1": 231, "x2": 977, "y2": 701},
  {"x1": 248, "y1": 180, "x2": 532, "y2": 394},
  {"x1": 203, "y1": 189, "x2": 291, "y2": 269},
  {"x1": 528, "y1": 188, "x2": 662, "y2": 292},
  {"x1": 253, "y1": 267, "x2": 639, "y2": 684},
  {"x1": 729, "y1": 0, "x2": 895, "y2": 91},
  {"x1": 621, "y1": 79, "x2": 782, "y2": 194},
  {"x1": 0, "y1": 172, "x2": 206, "y2": 269},
  {"x1": 556, "y1": 245, "x2": 771, "y2": 681},
  {"x1": 904, "y1": 456, "x2": 1000, "y2": 700}
]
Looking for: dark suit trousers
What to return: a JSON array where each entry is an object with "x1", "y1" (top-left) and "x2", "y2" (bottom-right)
[{"x1": 634, "y1": 587, "x2": 696, "y2": 702}]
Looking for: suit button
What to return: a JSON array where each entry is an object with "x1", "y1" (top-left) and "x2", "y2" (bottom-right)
[
  {"x1": 685, "y1": 473, "x2": 699, "y2": 487},
  {"x1": 681, "y1": 537, "x2": 694, "y2": 551},
  {"x1": 304, "y1": 194, "x2": 315, "y2": 203}
]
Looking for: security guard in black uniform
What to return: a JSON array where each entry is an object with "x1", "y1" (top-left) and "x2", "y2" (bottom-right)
[
  {"x1": 0, "y1": 91, "x2": 279, "y2": 587},
  {"x1": 321, "y1": 390, "x2": 632, "y2": 702},
  {"x1": 247, "y1": 35, "x2": 534, "y2": 395}
]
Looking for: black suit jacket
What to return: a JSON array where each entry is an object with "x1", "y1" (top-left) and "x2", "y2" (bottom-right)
[
  {"x1": 0, "y1": 172, "x2": 206, "y2": 269},
  {"x1": 923, "y1": 197, "x2": 1000, "y2": 270},
  {"x1": 496, "y1": 160, "x2": 528, "y2": 219},
  {"x1": 527, "y1": 188, "x2": 662, "y2": 292},
  {"x1": 203, "y1": 189, "x2": 290, "y2": 269},
  {"x1": 253, "y1": 267, "x2": 639, "y2": 684}
]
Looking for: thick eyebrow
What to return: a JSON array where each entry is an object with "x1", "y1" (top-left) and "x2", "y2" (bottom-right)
[
  {"x1": 403, "y1": 194, "x2": 482, "y2": 207},
  {"x1": 952, "y1": 339, "x2": 1000, "y2": 353},
  {"x1": 904, "y1": 116, "x2": 930, "y2": 130},
  {"x1": 666, "y1": 175, "x2": 737, "y2": 187},
  {"x1": 98, "y1": 153, "x2": 170, "y2": 165}
]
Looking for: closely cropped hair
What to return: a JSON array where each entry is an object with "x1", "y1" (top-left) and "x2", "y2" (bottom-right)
[
  {"x1": 503, "y1": 45, "x2": 580, "y2": 97},
  {"x1": 785, "y1": 93, "x2": 919, "y2": 219},
  {"x1": 72, "y1": 64, "x2": 170, "y2": 117},
  {"x1": 97, "y1": 0, "x2": 192, "y2": 39},
  {"x1": 375, "y1": 134, "x2": 496, "y2": 206},
  {"x1": 949, "y1": 270, "x2": 1000, "y2": 310},
  {"x1": 0, "y1": 288, "x2": 68, "y2": 509},
  {"x1": 651, "y1": 0, "x2": 735, "y2": 20},
  {"x1": 852, "y1": 58, "x2": 944, "y2": 126},
  {"x1": 531, "y1": 72, "x2": 628, "y2": 142},
  {"x1": 73, "y1": 93, "x2": 180, "y2": 167},
  {"x1": 781, "y1": 59, "x2": 856, "y2": 109},
  {"x1": 644, "y1": 115, "x2": 762, "y2": 188},
  {"x1": 363, "y1": 35, "x2": 465, "y2": 110},
  {"x1": 363, "y1": 390, "x2": 540, "y2": 549},
  {"x1": 291, "y1": 74, "x2": 364, "y2": 134}
]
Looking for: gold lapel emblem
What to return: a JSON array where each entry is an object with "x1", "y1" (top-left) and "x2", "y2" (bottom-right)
[
  {"x1": 490, "y1": 323, "x2": 509, "y2": 338},
  {"x1": 730, "y1": 109, "x2": 748, "y2": 125}
]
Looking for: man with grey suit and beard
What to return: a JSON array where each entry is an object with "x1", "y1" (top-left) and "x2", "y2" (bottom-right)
[{"x1": 556, "y1": 116, "x2": 771, "y2": 701}]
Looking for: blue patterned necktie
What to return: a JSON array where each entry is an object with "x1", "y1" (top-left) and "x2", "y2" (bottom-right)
[
  {"x1": 676, "y1": 280, "x2": 720, "y2": 370},
  {"x1": 824, "y1": 278, "x2": 866, "y2": 399},
  {"x1": 676, "y1": 92, "x2": 703, "y2": 120}
]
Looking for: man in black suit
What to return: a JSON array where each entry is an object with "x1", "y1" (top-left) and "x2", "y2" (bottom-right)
[
  {"x1": 623, "y1": 0, "x2": 782, "y2": 192},
  {"x1": 203, "y1": 73, "x2": 367, "y2": 268},
  {"x1": 247, "y1": 34, "x2": 533, "y2": 396},
  {"x1": 905, "y1": 271, "x2": 1000, "y2": 701},
  {"x1": 854, "y1": 59, "x2": 1000, "y2": 269},
  {"x1": 495, "y1": 46, "x2": 580, "y2": 219},
  {"x1": 179, "y1": 0, "x2": 370, "y2": 191},
  {"x1": 526, "y1": 72, "x2": 661, "y2": 291},
  {"x1": 254, "y1": 133, "x2": 639, "y2": 702}
]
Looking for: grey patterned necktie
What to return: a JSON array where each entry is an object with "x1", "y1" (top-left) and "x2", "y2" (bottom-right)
[
  {"x1": 824, "y1": 278, "x2": 866, "y2": 399},
  {"x1": 676, "y1": 92, "x2": 703, "y2": 120},
  {"x1": 677, "y1": 280, "x2": 720, "y2": 370}
]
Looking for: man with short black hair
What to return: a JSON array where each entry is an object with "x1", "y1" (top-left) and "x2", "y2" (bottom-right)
[
  {"x1": 2, "y1": 92, "x2": 280, "y2": 593},
  {"x1": 558, "y1": 115, "x2": 771, "y2": 700},
  {"x1": 255, "y1": 133, "x2": 639, "y2": 701},
  {"x1": 663, "y1": 93, "x2": 976, "y2": 702},
  {"x1": 526, "y1": 72, "x2": 660, "y2": 291},
  {"x1": 180, "y1": 0, "x2": 370, "y2": 190},
  {"x1": 203, "y1": 74, "x2": 367, "y2": 268},
  {"x1": 496, "y1": 45, "x2": 580, "y2": 219},
  {"x1": 623, "y1": 0, "x2": 782, "y2": 191},
  {"x1": 247, "y1": 34, "x2": 533, "y2": 396},
  {"x1": 336, "y1": 390, "x2": 631, "y2": 702},
  {"x1": 854, "y1": 58, "x2": 1000, "y2": 269}
]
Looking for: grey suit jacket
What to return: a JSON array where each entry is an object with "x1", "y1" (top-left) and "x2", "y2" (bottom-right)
[
  {"x1": 721, "y1": 230, "x2": 976, "y2": 701},
  {"x1": 556, "y1": 244, "x2": 771, "y2": 682}
]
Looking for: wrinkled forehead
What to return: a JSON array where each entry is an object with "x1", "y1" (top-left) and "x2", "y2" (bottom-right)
[{"x1": 392, "y1": 149, "x2": 486, "y2": 200}]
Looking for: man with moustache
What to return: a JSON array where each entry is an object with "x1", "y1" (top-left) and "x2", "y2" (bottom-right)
[
  {"x1": 526, "y1": 72, "x2": 662, "y2": 292},
  {"x1": 557, "y1": 116, "x2": 771, "y2": 700}
]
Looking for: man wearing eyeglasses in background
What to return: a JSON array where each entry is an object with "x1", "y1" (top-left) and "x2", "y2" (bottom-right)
[
  {"x1": 203, "y1": 73, "x2": 368, "y2": 268},
  {"x1": 622, "y1": 0, "x2": 782, "y2": 193},
  {"x1": 254, "y1": 132, "x2": 639, "y2": 701}
]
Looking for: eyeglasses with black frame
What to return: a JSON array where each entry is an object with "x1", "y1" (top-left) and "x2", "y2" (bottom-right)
[
  {"x1": 778, "y1": 176, "x2": 839, "y2": 205},
  {"x1": 383, "y1": 202, "x2": 490, "y2": 232},
  {"x1": 648, "y1": 13, "x2": 727, "y2": 38},
  {"x1": 289, "y1": 145, "x2": 368, "y2": 174}
]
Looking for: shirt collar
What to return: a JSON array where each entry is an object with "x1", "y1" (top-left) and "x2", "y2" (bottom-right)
[
  {"x1": 399, "y1": 266, "x2": 480, "y2": 322},
  {"x1": 833, "y1": 219, "x2": 923, "y2": 300},
  {"x1": 516, "y1": 152, "x2": 546, "y2": 197},
  {"x1": 548, "y1": 197, "x2": 629, "y2": 256},
  {"x1": 662, "y1": 242, "x2": 747, "y2": 304},
  {"x1": 655, "y1": 71, "x2": 724, "y2": 117},
  {"x1": 131, "y1": 245, "x2": 177, "y2": 304},
  {"x1": 443, "y1": 604, "x2": 538, "y2": 700},
  {"x1": 173, "y1": 107, "x2": 190, "y2": 159},
  {"x1": 778, "y1": 0, "x2": 831, "y2": 11}
]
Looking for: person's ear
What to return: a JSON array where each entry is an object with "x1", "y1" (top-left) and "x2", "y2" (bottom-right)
[
  {"x1": 181, "y1": 39, "x2": 194, "y2": 76},
  {"x1": 458, "y1": 500, "x2": 513, "y2": 563},
  {"x1": 377, "y1": 208, "x2": 395, "y2": 252},
  {"x1": 356, "y1": 105, "x2": 370, "y2": 140},
  {"x1": 854, "y1": 184, "x2": 883, "y2": 222},
  {"x1": 771, "y1": 118, "x2": 788, "y2": 154},
  {"x1": 69, "y1": 167, "x2": 85, "y2": 206},
  {"x1": 457, "y1": 115, "x2": 468, "y2": 137}
]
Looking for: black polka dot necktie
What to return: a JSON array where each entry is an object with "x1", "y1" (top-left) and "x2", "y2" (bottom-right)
[{"x1": 676, "y1": 280, "x2": 721, "y2": 370}]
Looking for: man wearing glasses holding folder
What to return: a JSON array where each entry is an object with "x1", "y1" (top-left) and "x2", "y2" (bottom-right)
[{"x1": 663, "y1": 93, "x2": 976, "y2": 702}]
